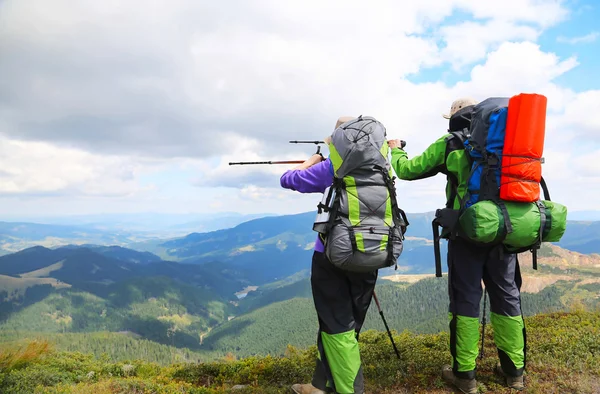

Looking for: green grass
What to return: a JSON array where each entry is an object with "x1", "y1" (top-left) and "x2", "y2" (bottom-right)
[
  {"x1": 0, "y1": 311, "x2": 598, "y2": 393},
  {"x1": 0, "y1": 275, "x2": 69, "y2": 301},
  {"x1": 3, "y1": 274, "x2": 598, "y2": 367},
  {"x1": 19, "y1": 262, "x2": 66, "y2": 279},
  {"x1": 0, "y1": 331, "x2": 209, "y2": 366}
]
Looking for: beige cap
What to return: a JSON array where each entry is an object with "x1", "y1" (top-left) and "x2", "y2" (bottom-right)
[
  {"x1": 442, "y1": 97, "x2": 478, "y2": 119},
  {"x1": 335, "y1": 116, "x2": 354, "y2": 129}
]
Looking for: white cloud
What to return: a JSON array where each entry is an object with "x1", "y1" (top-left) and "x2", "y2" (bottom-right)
[
  {"x1": 0, "y1": 0, "x2": 597, "y2": 216},
  {"x1": 542, "y1": 148, "x2": 600, "y2": 211},
  {"x1": 469, "y1": 42, "x2": 578, "y2": 88},
  {"x1": 229, "y1": 40, "x2": 596, "y2": 213},
  {"x1": 572, "y1": 150, "x2": 600, "y2": 178},
  {"x1": 239, "y1": 185, "x2": 288, "y2": 201},
  {"x1": 0, "y1": 0, "x2": 571, "y2": 157},
  {"x1": 439, "y1": 20, "x2": 540, "y2": 68},
  {"x1": 557, "y1": 32, "x2": 599, "y2": 44},
  {"x1": 559, "y1": 90, "x2": 600, "y2": 138},
  {"x1": 455, "y1": 0, "x2": 568, "y2": 27},
  {"x1": 0, "y1": 136, "x2": 145, "y2": 196}
]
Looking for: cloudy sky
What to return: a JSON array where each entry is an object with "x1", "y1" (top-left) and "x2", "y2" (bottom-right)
[{"x1": 0, "y1": 0, "x2": 598, "y2": 218}]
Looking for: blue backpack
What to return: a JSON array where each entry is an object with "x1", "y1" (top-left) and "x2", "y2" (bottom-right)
[
  {"x1": 463, "y1": 97, "x2": 509, "y2": 208},
  {"x1": 432, "y1": 97, "x2": 556, "y2": 278},
  {"x1": 462, "y1": 97, "x2": 551, "y2": 227}
]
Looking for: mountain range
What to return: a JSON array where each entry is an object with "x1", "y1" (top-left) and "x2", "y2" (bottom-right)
[
  {"x1": 0, "y1": 211, "x2": 598, "y2": 362},
  {"x1": 130, "y1": 210, "x2": 600, "y2": 282},
  {"x1": 0, "y1": 213, "x2": 275, "y2": 256},
  {"x1": 131, "y1": 211, "x2": 439, "y2": 283}
]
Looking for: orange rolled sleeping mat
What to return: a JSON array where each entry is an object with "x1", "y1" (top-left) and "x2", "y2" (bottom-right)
[{"x1": 500, "y1": 93, "x2": 548, "y2": 202}]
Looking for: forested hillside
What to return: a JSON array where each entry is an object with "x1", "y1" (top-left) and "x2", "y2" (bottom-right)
[
  {"x1": 1, "y1": 311, "x2": 598, "y2": 393},
  {"x1": 202, "y1": 268, "x2": 600, "y2": 359},
  {"x1": 0, "y1": 245, "x2": 243, "y2": 356},
  {"x1": 0, "y1": 277, "x2": 232, "y2": 350},
  {"x1": 1, "y1": 237, "x2": 599, "y2": 362},
  {"x1": 0, "y1": 211, "x2": 599, "y2": 365}
]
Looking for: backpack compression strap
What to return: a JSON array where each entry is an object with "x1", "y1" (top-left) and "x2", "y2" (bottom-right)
[
  {"x1": 377, "y1": 166, "x2": 409, "y2": 271},
  {"x1": 378, "y1": 167, "x2": 409, "y2": 232},
  {"x1": 531, "y1": 201, "x2": 548, "y2": 271},
  {"x1": 385, "y1": 172, "x2": 408, "y2": 271},
  {"x1": 530, "y1": 177, "x2": 551, "y2": 271},
  {"x1": 479, "y1": 153, "x2": 514, "y2": 236},
  {"x1": 540, "y1": 177, "x2": 551, "y2": 201}
]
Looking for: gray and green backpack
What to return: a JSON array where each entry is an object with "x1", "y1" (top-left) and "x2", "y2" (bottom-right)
[{"x1": 313, "y1": 116, "x2": 408, "y2": 272}]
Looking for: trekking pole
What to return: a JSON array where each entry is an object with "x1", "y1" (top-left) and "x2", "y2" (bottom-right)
[
  {"x1": 372, "y1": 291, "x2": 401, "y2": 360},
  {"x1": 229, "y1": 142, "x2": 324, "y2": 165},
  {"x1": 228, "y1": 160, "x2": 305, "y2": 165},
  {"x1": 289, "y1": 140, "x2": 325, "y2": 144},
  {"x1": 479, "y1": 289, "x2": 488, "y2": 359}
]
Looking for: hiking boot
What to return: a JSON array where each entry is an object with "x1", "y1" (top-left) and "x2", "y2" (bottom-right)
[
  {"x1": 495, "y1": 363, "x2": 525, "y2": 391},
  {"x1": 291, "y1": 383, "x2": 326, "y2": 394},
  {"x1": 442, "y1": 365, "x2": 477, "y2": 394}
]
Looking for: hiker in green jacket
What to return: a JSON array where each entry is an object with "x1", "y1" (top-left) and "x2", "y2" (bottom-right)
[{"x1": 388, "y1": 98, "x2": 526, "y2": 393}]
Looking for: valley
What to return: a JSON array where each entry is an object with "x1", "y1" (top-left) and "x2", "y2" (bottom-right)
[{"x1": 0, "y1": 211, "x2": 598, "y2": 364}]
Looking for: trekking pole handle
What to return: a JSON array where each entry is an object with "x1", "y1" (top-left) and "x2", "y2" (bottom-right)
[
  {"x1": 387, "y1": 140, "x2": 407, "y2": 149},
  {"x1": 315, "y1": 145, "x2": 325, "y2": 159}
]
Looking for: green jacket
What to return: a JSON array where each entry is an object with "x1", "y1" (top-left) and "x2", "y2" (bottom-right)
[{"x1": 390, "y1": 134, "x2": 471, "y2": 210}]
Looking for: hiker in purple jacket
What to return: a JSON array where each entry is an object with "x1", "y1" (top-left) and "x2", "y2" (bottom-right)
[
  {"x1": 281, "y1": 117, "x2": 377, "y2": 394},
  {"x1": 280, "y1": 155, "x2": 333, "y2": 254}
]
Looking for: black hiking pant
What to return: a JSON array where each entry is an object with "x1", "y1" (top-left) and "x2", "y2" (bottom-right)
[
  {"x1": 310, "y1": 251, "x2": 377, "y2": 394},
  {"x1": 447, "y1": 238, "x2": 526, "y2": 380}
]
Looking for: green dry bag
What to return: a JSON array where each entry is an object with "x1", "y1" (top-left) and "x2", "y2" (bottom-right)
[{"x1": 458, "y1": 200, "x2": 567, "y2": 251}]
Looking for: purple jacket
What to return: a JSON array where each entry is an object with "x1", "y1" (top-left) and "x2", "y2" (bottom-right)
[{"x1": 280, "y1": 158, "x2": 334, "y2": 253}]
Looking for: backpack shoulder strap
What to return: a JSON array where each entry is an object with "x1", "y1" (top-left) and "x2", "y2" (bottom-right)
[
  {"x1": 378, "y1": 167, "x2": 409, "y2": 234},
  {"x1": 445, "y1": 129, "x2": 472, "y2": 164},
  {"x1": 443, "y1": 129, "x2": 470, "y2": 209},
  {"x1": 320, "y1": 177, "x2": 344, "y2": 246}
]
